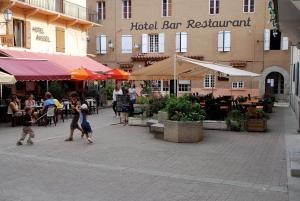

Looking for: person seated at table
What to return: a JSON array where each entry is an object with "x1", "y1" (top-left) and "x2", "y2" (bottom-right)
[
  {"x1": 7, "y1": 96, "x2": 22, "y2": 126},
  {"x1": 43, "y1": 92, "x2": 56, "y2": 110},
  {"x1": 25, "y1": 94, "x2": 36, "y2": 108}
]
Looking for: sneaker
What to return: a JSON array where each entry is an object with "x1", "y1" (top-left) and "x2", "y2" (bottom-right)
[
  {"x1": 64, "y1": 138, "x2": 73, "y2": 141},
  {"x1": 27, "y1": 140, "x2": 33, "y2": 145},
  {"x1": 16, "y1": 141, "x2": 23, "y2": 146},
  {"x1": 87, "y1": 137, "x2": 93, "y2": 143}
]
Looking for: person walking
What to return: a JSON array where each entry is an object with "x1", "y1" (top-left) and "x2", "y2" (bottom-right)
[
  {"x1": 128, "y1": 84, "x2": 137, "y2": 116},
  {"x1": 80, "y1": 104, "x2": 93, "y2": 143},
  {"x1": 112, "y1": 85, "x2": 123, "y2": 117},
  {"x1": 65, "y1": 92, "x2": 84, "y2": 141},
  {"x1": 16, "y1": 107, "x2": 35, "y2": 145}
]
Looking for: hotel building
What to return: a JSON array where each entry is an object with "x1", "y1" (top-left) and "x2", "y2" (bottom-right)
[{"x1": 87, "y1": 0, "x2": 291, "y2": 100}]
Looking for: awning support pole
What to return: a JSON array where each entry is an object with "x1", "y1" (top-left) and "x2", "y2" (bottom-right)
[
  {"x1": 173, "y1": 54, "x2": 177, "y2": 97},
  {"x1": 46, "y1": 81, "x2": 49, "y2": 91}
]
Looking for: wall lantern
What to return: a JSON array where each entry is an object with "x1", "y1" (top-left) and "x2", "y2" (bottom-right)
[{"x1": 3, "y1": 9, "x2": 13, "y2": 23}]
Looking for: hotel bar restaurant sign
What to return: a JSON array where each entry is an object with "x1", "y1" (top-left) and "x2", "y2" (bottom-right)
[{"x1": 130, "y1": 17, "x2": 252, "y2": 31}]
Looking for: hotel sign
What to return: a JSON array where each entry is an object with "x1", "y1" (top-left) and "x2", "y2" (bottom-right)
[
  {"x1": 130, "y1": 17, "x2": 251, "y2": 31},
  {"x1": 32, "y1": 26, "x2": 50, "y2": 42},
  {"x1": 0, "y1": 35, "x2": 14, "y2": 47}
]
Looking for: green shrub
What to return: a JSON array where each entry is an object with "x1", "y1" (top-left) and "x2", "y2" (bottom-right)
[
  {"x1": 137, "y1": 96, "x2": 149, "y2": 104},
  {"x1": 105, "y1": 84, "x2": 114, "y2": 100},
  {"x1": 166, "y1": 97, "x2": 205, "y2": 121},
  {"x1": 49, "y1": 81, "x2": 64, "y2": 100},
  {"x1": 150, "y1": 95, "x2": 170, "y2": 114},
  {"x1": 245, "y1": 108, "x2": 269, "y2": 119},
  {"x1": 225, "y1": 110, "x2": 245, "y2": 131}
]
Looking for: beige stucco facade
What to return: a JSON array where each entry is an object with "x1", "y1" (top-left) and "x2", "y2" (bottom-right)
[
  {"x1": 87, "y1": 0, "x2": 290, "y2": 99},
  {"x1": 0, "y1": 0, "x2": 97, "y2": 56}
]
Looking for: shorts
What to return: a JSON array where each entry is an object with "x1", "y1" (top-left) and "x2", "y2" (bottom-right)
[
  {"x1": 81, "y1": 121, "x2": 92, "y2": 133},
  {"x1": 70, "y1": 114, "x2": 80, "y2": 129},
  {"x1": 21, "y1": 126, "x2": 35, "y2": 139}
]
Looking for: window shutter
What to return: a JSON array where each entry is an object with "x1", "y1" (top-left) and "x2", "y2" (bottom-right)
[
  {"x1": 142, "y1": 34, "x2": 148, "y2": 53},
  {"x1": 56, "y1": 27, "x2": 65, "y2": 53},
  {"x1": 25, "y1": 21, "x2": 31, "y2": 49},
  {"x1": 158, "y1": 33, "x2": 165, "y2": 53},
  {"x1": 218, "y1": 31, "x2": 224, "y2": 52},
  {"x1": 281, "y1": 37, "x2": 289, "y2": 50},
  {"x1": 122, "y1": 35, "x2": 133, "y2": 53},
  {"x1": 264, "y1": 29, "x2": 270, "y2": 51},
  {"x1": 224, "y1": 31, "x2": 231, "y2": 52},
  {"x1": 175, "y1": 32, "x2": 180, "y2": 52},
  {"x1": 96, "y1": 36, "x2": 100, "y2": 54},
  {"x1": 180, "y1": 32, "x2": 188, "y2": 53},
  {"x1": 100, "y1": 35, "x2": 107, "y2": 54}
]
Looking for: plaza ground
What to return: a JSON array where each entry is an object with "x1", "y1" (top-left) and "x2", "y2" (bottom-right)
[{"x1": 0, "y1": 107, "x2": 299, "y2": 201}]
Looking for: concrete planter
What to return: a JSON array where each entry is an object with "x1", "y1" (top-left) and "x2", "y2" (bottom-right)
[
  {"x1": 246, "y1": 119, "x2": 267, "y2": 132},
  {"x1": 157, "y1": 111, "x2": 168, "y2": 124},
  {"x1": 164, "y1": 120, "x2": 204, "y2": 143}
]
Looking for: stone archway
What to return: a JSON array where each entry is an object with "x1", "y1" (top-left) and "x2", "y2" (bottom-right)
[{"x1": 259, "y1": 66, "x2": 290, "y2": 101}]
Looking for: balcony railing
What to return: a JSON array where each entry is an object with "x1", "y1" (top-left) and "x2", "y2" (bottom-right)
[{"x1": 17, "y1": 0, "x2": 99, "y2": 23}]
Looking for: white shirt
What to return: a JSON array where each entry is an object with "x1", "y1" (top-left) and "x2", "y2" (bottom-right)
[
  {"x1": 113, "y1": 89, "x2": 123, "y2": 101},
  {"x1": 128, "y1": 88, "x2": 136, "y2": 100}
]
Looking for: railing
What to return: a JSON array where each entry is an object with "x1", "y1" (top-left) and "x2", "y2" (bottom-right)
[{"x1": 17, "y1": 0, "x2": 99, "y2": 23}]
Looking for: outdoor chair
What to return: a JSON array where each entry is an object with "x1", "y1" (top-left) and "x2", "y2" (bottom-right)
[
  {"x1": 46, "y1": 106, "x2": 57, "y2": 126},
  {"x1": 62, "y1": 100, "x2": 72, "y2": 118},
  {"x1": 86, "y1": 98, "x2": 98, "y2": 114}
]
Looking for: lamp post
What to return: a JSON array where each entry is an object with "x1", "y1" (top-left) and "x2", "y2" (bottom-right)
[{"x1": 1, "y1": 9, "x2": 13, "y2": 35}]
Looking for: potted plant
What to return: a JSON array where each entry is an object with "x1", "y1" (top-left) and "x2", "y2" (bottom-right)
[
  {"x1": 245, "y1": 108, "x2": 268, "y2": 132},
  {"x1": 133, "y1": 96, "x2": 151, "y2": 117},
  {"x1": 104, "y1": 83, "x2": 114, "y2": 106},
  {"x1": 149, "y1": 95, "x2": 170, "y2": 122},
  {"x1": 164, "y1": 97, "x2": 206, "y2": 143},
  {"x1": 225, "y1": 110, "x2": 245, "y2": 131}
]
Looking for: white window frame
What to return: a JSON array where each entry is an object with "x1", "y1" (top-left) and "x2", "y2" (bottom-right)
[
  {"x1": 178, "y1": 80, "x2": 191, "y2": 92},
  {"x1": 243, "y1": 0, "x2": 255, "y2": 13},
  {"x1": 176, "y1": 32, "x2": 188, "y2": 53},
  {"x1": 162, "y1": 0, "x2": 172, "y2": 17},
  {"x1": 162, "y1": 80, "x2": 169, "y2": 91},
  {"x1": 209, "y1": 0, "x2": 220, "y2": 15},
  {"x1": 96, "y1": 35, "x2": 107, "y2": 54},
  {"x1": 204, "y1": 75, "x2": 215, "y2": 88},
  {"x1": 97, "y1": 1, "x2": 106, "y2": 21},
  {"x1": 121, "y1": 35, "x2": 133, "y2": 53},
  {"x1": 218, "y1": 31, "x2": 231, "y2": 52},
  {"x1": 148, "y1": 34, "x2": 159, "y2": 53},
  {"x1": 122, "y1": 0, "x2": 132, "y2": 19},
  {"x1": 232, "y1": 81, "x2": 244, "y2": 89}
]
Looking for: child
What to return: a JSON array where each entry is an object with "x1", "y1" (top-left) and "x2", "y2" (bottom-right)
[
  {"x1": 80, "y1": 104, "x2": 93, "y2": 143},
  {"x1": 16, "y1": 107, "x2": 35, "y2": 145}
]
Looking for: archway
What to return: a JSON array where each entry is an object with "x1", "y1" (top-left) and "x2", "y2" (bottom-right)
[
  {"x1": 265, "y1": 72, "x2": 284, "y2": 99},
  {"x1": 259, "y1": 66, "x2": 290, "y2": 101}
]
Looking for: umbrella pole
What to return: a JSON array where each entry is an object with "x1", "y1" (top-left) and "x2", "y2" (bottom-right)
[
  {"x1": 0, "y1": 84, "x2": 2, "y2": 100},
  {"x1": 173, "y1": 54, "x2": 177, "y2": 97},
  {"x1": 46, "y1": 81, "x2": 49, "y2": 91}
]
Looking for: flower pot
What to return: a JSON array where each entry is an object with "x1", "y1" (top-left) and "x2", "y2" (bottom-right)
[
  {"x1": 246, "y1": 119, "x2": 267, "y2": 132},
  {"x1": 164, "y1": 120, "x2": 204, "y2": 143},
  {"x1": 157, "y1": 111, "x2": 168, "y2": 124}
]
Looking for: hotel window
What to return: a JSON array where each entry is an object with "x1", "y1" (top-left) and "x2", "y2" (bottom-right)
[
  {"x1": 123, "y1": 0, "x2": 132, "y2": 19},
  {"x1": 176, "y1": 32, "x2": 188, "y2": 53},
  {"x1": 96, "y1": 35, "x2": 107, "y2": 54},
  {"x1": 162, "y1": 0, "x2": 172, "y2": 17},
  {"x1": 244, "y1": 0, "x2": 255, "y2": 13},
  {"x1": 232, "y1": 81, "x2": 244, "y2": 89},
  {"x1": 204, "y1": 74, "x2": 215, "y2": 88},
  {"x1": 56, "y1": 27, "x2": 65, "y2": 53},
  {"x1": 264, "y1": 29, "x2": 289, "y2": 50},
  {"x1": 142, "y1": 33, "x2": 165, "y2": 53},
  {"x1": 151, "y1": 80, "x2": 161, "y2": 91},
  {"x1": 13, "y1": 19, "x2": 24, "y2": 47},
  {"x1": 178, "y1": 80, "x2": 191, "y2": 92},
  {"x1": 163, "y1": 81, "x2": 169, "y2": 91},
  {"x1": 121, "y1": 35, "x2": 133, "y2": 53},
  {"x1": 209, "y1": 0, "x2": 219, "y2": 15},
  {"x1": 97, "y1": 1, "x2": 106, "y2": 20},
  {"x1": 218, "y1": 31, "x2": 231, "y2": 52}
]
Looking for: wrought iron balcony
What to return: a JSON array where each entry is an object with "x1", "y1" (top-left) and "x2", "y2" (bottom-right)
[{"x1": 17, "y1": 0, "x2": 99, "y2": 23}]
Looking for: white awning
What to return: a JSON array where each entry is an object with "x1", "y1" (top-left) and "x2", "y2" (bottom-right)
[
  {"x1": 0, "y1": 71, "x2": 16, "y2": 84},
  {"x1": 178, "y1": 56, "x2": 260, "y2": 77}
]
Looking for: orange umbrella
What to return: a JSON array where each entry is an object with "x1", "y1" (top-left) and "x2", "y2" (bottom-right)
[
  {"x1": 106, "y1": 68, "x2": 129, "y2": 80},
  {"x1": 71, "y1": 67, "x2": 106, "y2": 80}
]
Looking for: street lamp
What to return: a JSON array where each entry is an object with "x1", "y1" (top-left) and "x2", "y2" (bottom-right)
[{"x1": 3, "y1": 9, "x2": 13, "y2": 23}]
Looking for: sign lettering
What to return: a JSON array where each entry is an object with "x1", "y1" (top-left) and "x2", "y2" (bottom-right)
[
  {"x1": 32, "y1": 26, "x2": 50, "y2": 42},
  {"x1": 0, "y1": 35, "x2": 14, "y2": 47},
  {"x1": 131, "y1": 17, "x2": 251, "y2": 31}
]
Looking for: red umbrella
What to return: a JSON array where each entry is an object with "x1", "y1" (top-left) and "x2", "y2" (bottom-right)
[
  {"x1": 71, "y1": 67, "x2": 106, "y2": 80},
  {"x1": 106, "y1": 68, "x2": 129, "y2": 80}
]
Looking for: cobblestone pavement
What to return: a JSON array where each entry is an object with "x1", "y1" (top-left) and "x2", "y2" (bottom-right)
[{"x1": 0, "y1": 107, "x2": 293, "y2": 201}]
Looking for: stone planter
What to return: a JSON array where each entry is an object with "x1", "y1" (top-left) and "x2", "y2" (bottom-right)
[
  {"x1": 164, "y1": 120, "x2": 204, "y2": 143},
  {"x1": 157, "y1": 111, "x2": 168, "y2": 124},
  {"x1": 246, "y1": 119, "x2": 267, "y2": 132}
]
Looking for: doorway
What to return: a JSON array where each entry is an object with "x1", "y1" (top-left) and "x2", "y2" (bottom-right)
[{"x1": 265, "y1": 72, "x2": 284, "y2": 100}]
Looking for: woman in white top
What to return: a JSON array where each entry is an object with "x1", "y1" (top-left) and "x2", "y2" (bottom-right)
[{"x1": 112, "y1": 85, "x2": 123, "y2": 117}]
